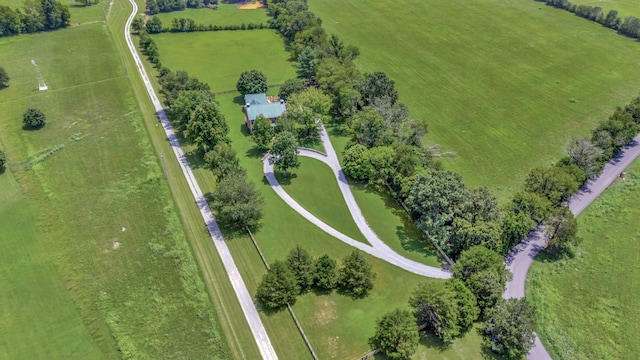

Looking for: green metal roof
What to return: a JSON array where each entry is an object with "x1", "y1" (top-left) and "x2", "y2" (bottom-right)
[
  {"x1": 244, "y1": 93, "x2": 287, "y2": 121},
  {"x1": 244, "y1": 93, "x2": 267, "y2": 105}
]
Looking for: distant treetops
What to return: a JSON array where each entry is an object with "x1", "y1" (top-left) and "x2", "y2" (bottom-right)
[{"x1": 0, "y1": 0, "x2": 70, "y2": 37}]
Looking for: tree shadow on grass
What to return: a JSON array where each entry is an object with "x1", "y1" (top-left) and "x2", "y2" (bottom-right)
[
  {"x1": 273, "y1": 172, "x2": 297, "y2": 186},
  {"x1": 350, "y1": 181, "x2": 441, "y2": 262}
]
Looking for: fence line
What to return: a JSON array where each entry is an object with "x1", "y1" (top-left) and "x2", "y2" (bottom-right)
[{"x1": 246, "y1": 227, "x2": 319, "y2": 360}]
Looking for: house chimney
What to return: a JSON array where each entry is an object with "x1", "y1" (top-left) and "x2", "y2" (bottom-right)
[{"x1": 246, "y1": 103, "x2": 250, "y2": 108}]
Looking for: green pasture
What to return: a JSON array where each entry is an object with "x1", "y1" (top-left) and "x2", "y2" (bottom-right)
[
  {"x1": 528, "y1": 158, "x2": 640, "y2": 359},
  {"x1": 152, "y1": 30, "x2": 296, "y2": 92},
  {"x1": 309, "y1": 0, "x2": 640, "y2": 201},
  {"x1": 155, "y1": 4, "x2": 268, "y2": 27},
  {"x1": 0, "y1": 3, "x2": 235, "y2": 357}
]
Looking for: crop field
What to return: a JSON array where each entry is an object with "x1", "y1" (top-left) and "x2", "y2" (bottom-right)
[
  {"x1": 155, "y1": 4, "x2": 268, "y2": 27},
  {"x1": 152, "y1": 30, "x2": 296, "y2": 92},
  {"x1": 309, "y1": 0, "x2": 640, "y2": 201},
  {"x1": 527, "y1": 158, "x2": 640, "y2": 359},
  {"x1": 0, "y1": 1, "x2": 240, "y2": 358}
]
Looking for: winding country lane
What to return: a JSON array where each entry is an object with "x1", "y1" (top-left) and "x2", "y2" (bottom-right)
[
  {"x1": 122, "y1": 1, "x2": 278, "y2": 358},
  {"x1": 504, "y1": 134, "x2": 640, "y2": 360},
  {"x1": 263, "y1": 126, "x2": 451, "y2": 279}
]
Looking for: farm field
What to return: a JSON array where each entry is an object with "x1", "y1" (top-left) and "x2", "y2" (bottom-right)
[
  {"x1": 527, "y1": 158, "x2": 640, "y2": 359},
  {"x1": 152, "y1": 30, "x2": 296, "y2": 92},
  {"x1": 155, "y1": 4, "x2": 268, "y2": 27},
  {"x1": 309, "y1": 0, "x2": 640, "y2": 201},
  {"x1": 0, "y1": 0, "x2": 249, "y2": 357}
]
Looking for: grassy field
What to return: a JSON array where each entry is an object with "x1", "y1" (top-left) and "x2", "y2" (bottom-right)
[
  {"x1": 276, "y1": 156, "x2": 368, "y2": 243},
  {"x1": 0, "y1": 0, "x2": 250, "y2": 357},
  {"x1": 152, "y1": 30, "x2": 296, "y2": 92},
  {"x1": 147, "y1": 23, "x2": 461, "y2": 352},
  {"x1": 155, "y1": 4, "x2": 268, "y2": 27},
  {"x1": 309, "y1": 0, "x2": 640, "y2": 201},
  {"x1": 527, "y1": 158, "x2": 640, "y2": 359}
]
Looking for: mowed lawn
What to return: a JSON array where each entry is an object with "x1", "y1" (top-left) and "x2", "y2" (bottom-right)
[
  {"x1": 527, "y1": 159, "x2": 640, "y2": 359},
  {"x1": 152, "y1": 30, "x2": 296, "y2": 92},
  {"x1": 309, "y1": 0, "x2": 640, "y2": 200},
  {"x1": 155, "y1": 4, "x2": 267, "y2": 26},
  {"x1": 0, "y1": 13, "x2": 230, "y2": 360}
]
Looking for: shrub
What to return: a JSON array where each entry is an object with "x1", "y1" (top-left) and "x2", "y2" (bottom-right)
[{"x1": 23, "y1": 108, "x2": 46, "y2": 129}]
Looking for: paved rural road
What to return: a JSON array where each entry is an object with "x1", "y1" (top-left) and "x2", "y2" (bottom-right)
[
  {"x1": 122, "y1": 1, "x2": 278, "y2": 359},
  {"x1": 504, "y1": 134, "x2": 640, "y2": 360},
  {"x1": 263, "y1": 126, "x2": 451, "y2": 279}
]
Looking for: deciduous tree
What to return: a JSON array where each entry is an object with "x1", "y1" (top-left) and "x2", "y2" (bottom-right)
[
  {"x1": 338, "y1": 250, "x2": 376, "y2": 298},
  {"x1": 343, "y1": 144, "x2": 374, "y2": 181},
  {"x1": 288, "y1": 87, "x2": 331, "y2": 137},
  {"x1": 184, "y1": 101, "x2": 229, "y2": 152},
  {"x1": 211, "y1": 170, "x2": 264, "y2": 230},
  {"x1": 409, "y1": 279, "x2": 478, "y2": 343},
  {"x1": 236, "y1": 69, "x2": 268, "y2": 95},
  {"x1": 566, "y1": 138, "x2": 604, "y2": 179},
  {"x1": 350, "y1": 109, "x2": 388, "y2": 148},
  {"x1": 256, "y1": 260, "x2": 300, "y2": 309},
  {"x1": 360, "y1": 72, "x2": 398, "y2": 106},
  {"x1": 131, "y1": 17, "x2": 145, "y2": 33},
  {"x1": 204, "y1": 143, "x2": 240, "y2": 181},
  {"x1": 484, "y1": 298, "x2": 536, "y2": 359},
  {"x1": 251, "y1": 115, "x2": 274, "y2": 150},
  {"x1": 369, "y1": 308, "x2": 419, "y2": 360},
  {"x1": 543, "y1": 205, "x2": 581, "y2": 256},
  {"x1": 270, "y1": 131, "x2": 299, "y2": 175},
  {"x1": 145, "y1": 15, "x2": 163, "y2": 33},
  {"x1": 278, "y1": 78, "x2": 307, "y2": 101},
  {"x1": 451, "y1": 246, "x2": 511, "y2": 315}
]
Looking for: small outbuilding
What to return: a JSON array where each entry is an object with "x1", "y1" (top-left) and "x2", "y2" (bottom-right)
[{"x1": 244, "y1": 93, "x2": 286, "y2": 131}]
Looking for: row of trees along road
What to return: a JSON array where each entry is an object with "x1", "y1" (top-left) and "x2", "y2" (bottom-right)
[
  {"x1": 256, "y1": 246, "x2": 376, "y2": 309},
  {"x1": 0, "y1": 0, "x2": 71, "y2": 37},
  {"x1": 540, "y1": 0, "x2": 640, "y2": 40},
  {"x1": 371, "y1": 245, "x2": 535, "y2": 360},
  {"x1": 153, "y1": 66, "x2": 265, "y2": 230}
]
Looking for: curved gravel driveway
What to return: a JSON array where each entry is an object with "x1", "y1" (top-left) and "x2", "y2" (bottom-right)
[
  {"x1": 504, "y1": 135, "x2": 640, "y2": 359},
  {"x1": 122, "y1": 1, "x2": 278, "y2": 358},
  {"x1": 264, "y1": 126, "x2": 451, "y2": 279}
]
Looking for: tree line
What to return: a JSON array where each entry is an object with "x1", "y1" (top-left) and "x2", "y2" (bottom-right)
[
  {"x1": 256, "y1": 246, "x2": 376, "y2": 309},
  {"x1": 146, "y1": 0, "x2": 217, "y2": 15},
  {"x1": 370, "y1": 245, "x2": 536, "y2": 360},
  {"x1": 0, "y1": 0, "x2": 70, "y2": 37},
  {"x1": 539, "y1": 0, "x2": 640, "y2": 40},
  {"x1": 132, "y1": 14, "x2": 269, "y2": 34}
]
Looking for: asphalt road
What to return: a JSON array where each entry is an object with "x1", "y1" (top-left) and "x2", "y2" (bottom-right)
[
  {"x1": 122, "y1": 2, "x2": 278, "y2": 358},
  {"x1": 504, "y1": 135, "x2": 640, "y2": 359}
]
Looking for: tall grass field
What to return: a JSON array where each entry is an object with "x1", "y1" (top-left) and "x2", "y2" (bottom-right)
[
  {"x1": 309, "y1": 0, "x2": 640, "y2": 200},
  {"x1": 0, "y1": 2, "x2": 232, "y2": 358}
]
